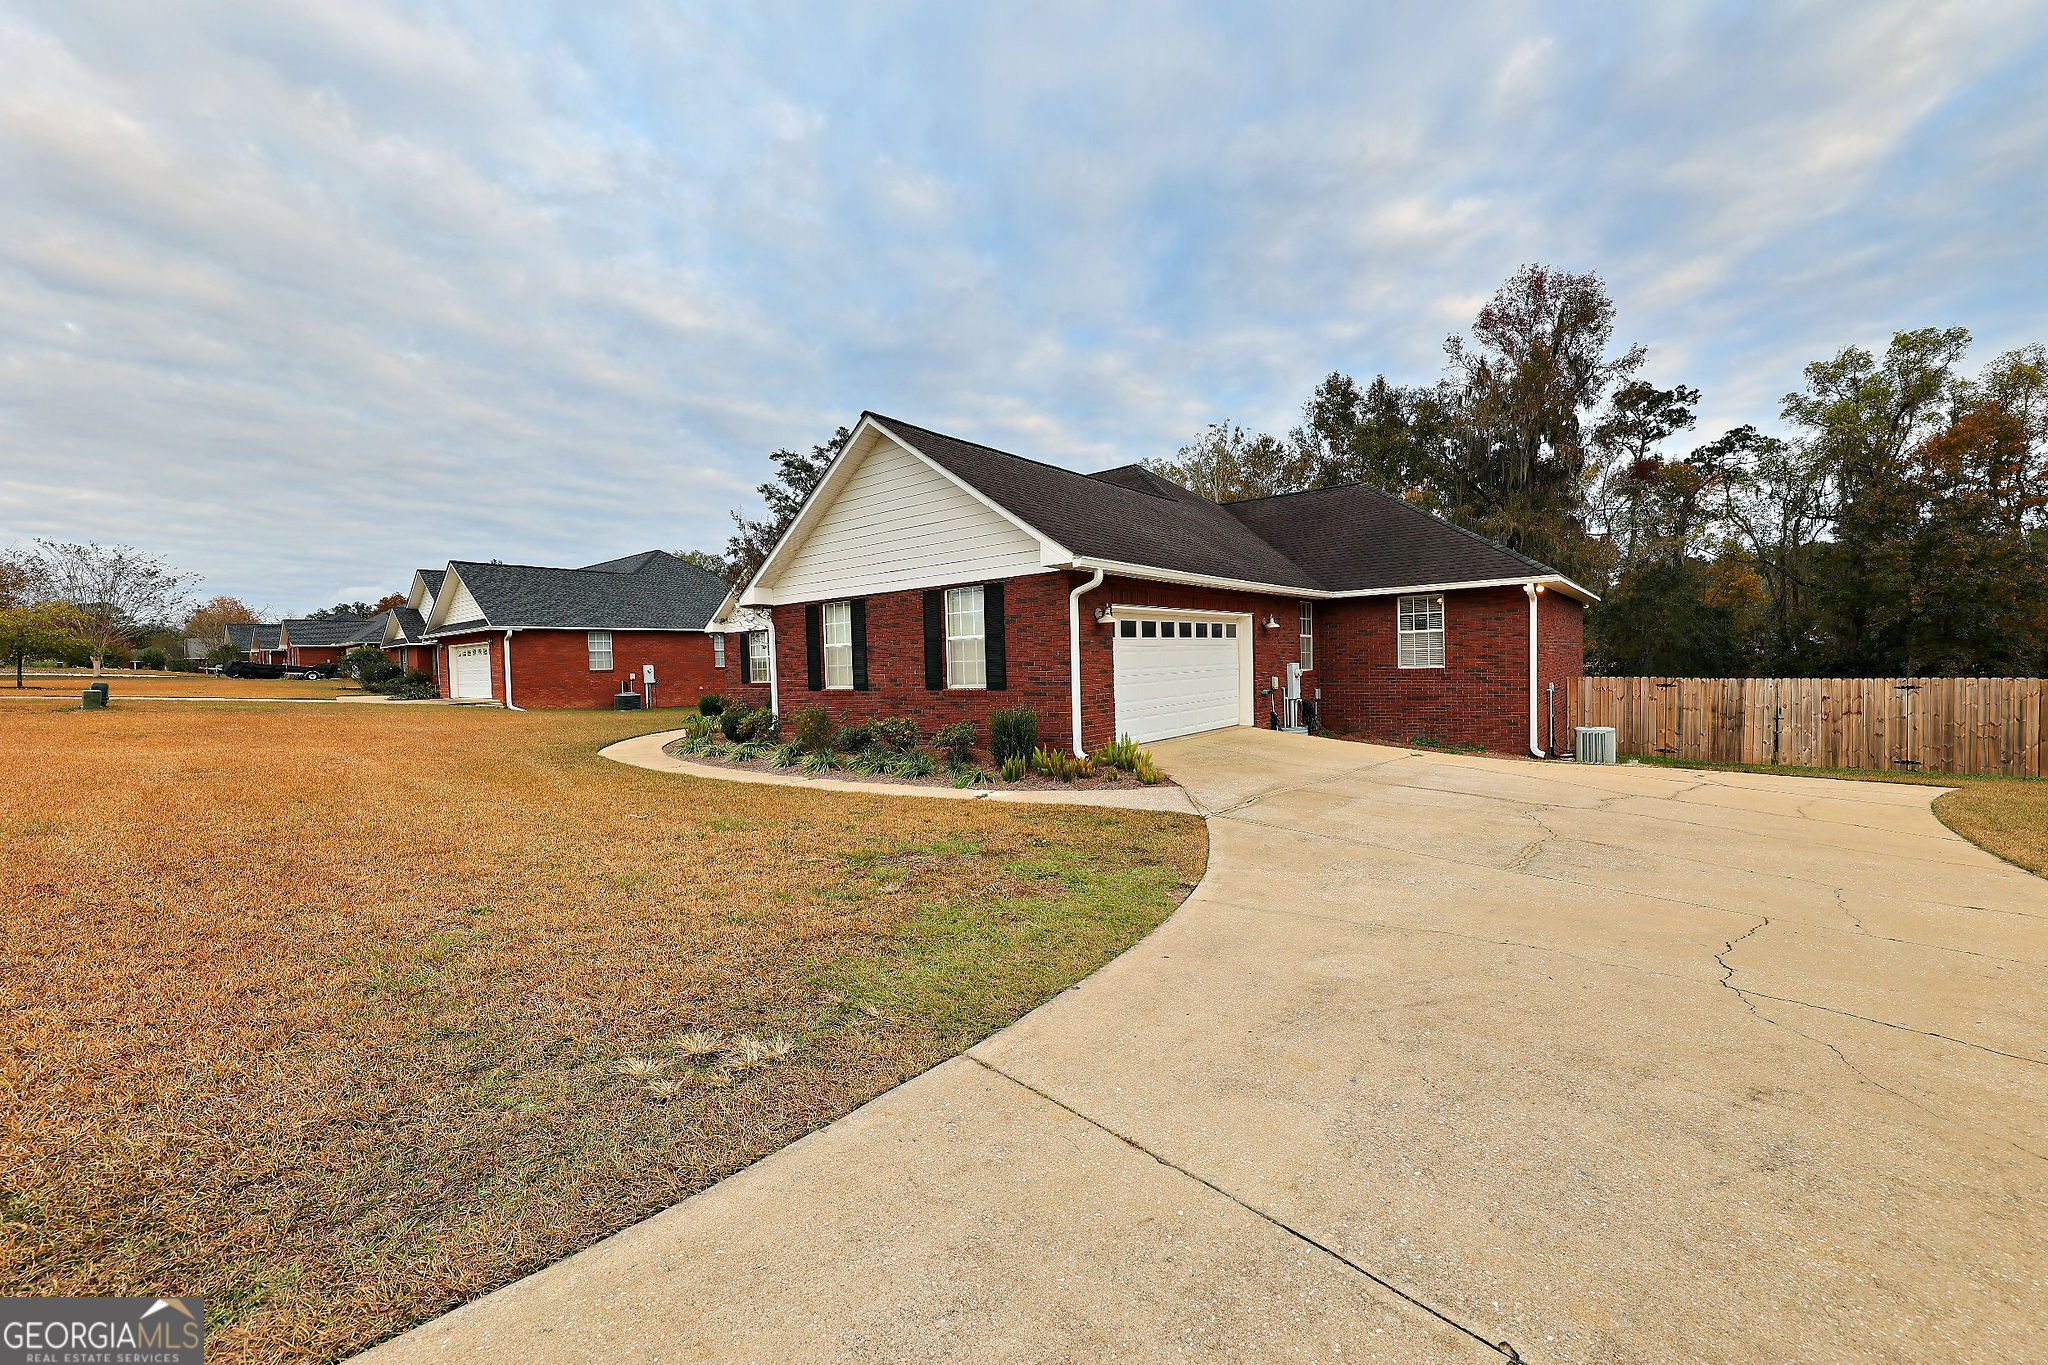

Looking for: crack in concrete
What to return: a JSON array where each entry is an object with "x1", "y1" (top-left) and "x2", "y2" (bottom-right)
[
  {"x1": 1711, "y1": 919, "x2": 2047, "y2": 1166},
  {"x1": 965, "y1": 1054, "x2": 1528, "y2": 1362}
]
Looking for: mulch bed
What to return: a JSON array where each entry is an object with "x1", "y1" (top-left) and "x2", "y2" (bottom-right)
[{"x1": 665, "y1": 740, "x2": 1171, "y2": 792}]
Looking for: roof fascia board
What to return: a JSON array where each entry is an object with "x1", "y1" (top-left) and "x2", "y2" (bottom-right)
[
  {"x1": 738, "y1": 415, "x2": 1070, "y2": 607},
  {"x1": 1066, "y1": 556, "x2": 1598, "y2": 604}
]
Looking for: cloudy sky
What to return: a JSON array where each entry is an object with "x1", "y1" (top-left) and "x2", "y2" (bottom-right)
[{"x1": 2, "y1": 1, "x2": 2044, "y2": 613}]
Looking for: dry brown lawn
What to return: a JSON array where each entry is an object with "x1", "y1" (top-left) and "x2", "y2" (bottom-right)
[
  {"x1": 0, "y1": 701, "x2": 1205, "y2": 1362},
  {"x1": 3, "y1": 671, "x2": 362, "y2": 699}
]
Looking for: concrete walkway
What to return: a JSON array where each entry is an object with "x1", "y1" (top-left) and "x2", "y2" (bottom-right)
[
  {"x1": 358, "y1": 729, "x2": 2047, "y2": 1364},
  {"x1": 597, "y1": 729, "x2": 1198, "y2": 812}
]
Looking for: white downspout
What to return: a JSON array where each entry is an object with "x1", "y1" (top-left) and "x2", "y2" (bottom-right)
[
  {"x1": 1523, "y1": 583, "x2": 1544, "y2": 758},
  {"x1": 503, "y1": 628, "x2": 522, "y2": 711},
  {"x1": 1069, "y1": 568, "x2": 1105, "y2": 757},
  {"x1": 766, "y1": 617, "x2": 780, "y2": 716}
]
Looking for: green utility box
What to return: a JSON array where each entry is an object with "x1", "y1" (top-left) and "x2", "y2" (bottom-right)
[{"x1": 82, "y1": 688, "x2": 107, "y2": 709}]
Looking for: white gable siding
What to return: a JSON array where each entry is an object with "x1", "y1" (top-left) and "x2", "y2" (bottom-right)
[
  {"x1": 434, "y1": 573, "x2": 486, "y2": 628},
  {"x1": 763, "y1": 436, "x2": 1045, "y2": 602}
]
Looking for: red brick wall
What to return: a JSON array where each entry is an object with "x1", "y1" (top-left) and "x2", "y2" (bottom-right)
[
  {"x1": 429, "y1": 630, "x2": 773, "y2": 710},
  {"x1": 1076, "y1": 574, "x2": 1311, "y2": 751},
  {"x1": 768, "y1": 571, "x2": 1311, "y2": 752},
  {"x1": 1315, "y1": 585, "x2": 1585, "y2": 753},
  {"x1": 381, "y1": 643, "x2": 436, "y2": 675},
  {"x1": 769, "y1": 573, "x2": 1077, "y2": 747},
  {"x1": 285, "y1": 645, "x2": 347, "y2": 667},
  {"x1": 707, "y1": 632, "x2": 775, "y2": 712},
  {"x1": 434, "y1": 631, "x2": 503, "y2": 702},
  {"x1": 764, "y1": 572, "x2": 1583, "y2": 756}
]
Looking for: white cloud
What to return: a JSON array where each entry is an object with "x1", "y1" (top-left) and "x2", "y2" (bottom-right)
[{"x1": 0, "y1": 0, "x2": 2043, "y2": 607}]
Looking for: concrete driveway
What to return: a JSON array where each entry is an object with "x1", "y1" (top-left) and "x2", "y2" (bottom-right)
[{"x1": 360, "y1": 730, "x2": 2047, "y2": 1364}]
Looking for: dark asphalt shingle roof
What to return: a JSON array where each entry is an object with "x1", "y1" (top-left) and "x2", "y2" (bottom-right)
[
  {"x1": 389, "y1": 606, "x2": 429, "y2": 643},
  {"x1": 868, "y1": 415, "x2": 1318, "y2": 590},
  {"x1": 283, "y1": 614, "x2": 376, "y2": 647},
  {"x1": 226, "y1": 623, "x2": 282, "y2": 651},
  {"x1": 427, "y1": 551, "x2": 730, "y2": 634},
  {"x1": 1223, "y1": 484, "x2": 1553, "y2": 591},
  {"x1": 415, "y1": 568, "x2": 445, "y2": 601},
  {"x1": 866, "y1": 412, "x2": 1558, "y2": 594}
]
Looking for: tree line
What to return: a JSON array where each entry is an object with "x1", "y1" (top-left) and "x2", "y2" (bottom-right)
[{"x1": 1141, "y1": 265, "x2": 2047, "y2": 678}]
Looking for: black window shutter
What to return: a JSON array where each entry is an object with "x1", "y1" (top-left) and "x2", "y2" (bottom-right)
[
  {"x1": 983, "y1": 581, "x2": 1007, "y2": 691},
  {"x1": 923, "y1": 590, "x2": 944, "y2": 690},
  {"x1": 804, "y1": 604, "x2": 823, "y2": 690},
  {"x1": 850, "y1": 599, "x2": 869, "y2": 691}
]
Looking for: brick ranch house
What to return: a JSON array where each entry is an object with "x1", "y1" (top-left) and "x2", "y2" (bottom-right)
[
  {"x1": 277, "y1": 613, "x2": 376, "y2": 669},
  {"x1": 225, "y1": 622, "x2": 283, "y2": 663},
  {"x1": 376, "y1": 568, "x2": 445, "y2": 679},
  {"x1": 421, "y1": 550, "x2": 770, "y2": 710},
  {"x1": 736, "y1": 413, "x2": 1592, "y2": 756}
]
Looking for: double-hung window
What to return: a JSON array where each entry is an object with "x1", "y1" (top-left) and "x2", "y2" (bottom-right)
[
  {"x1": 945, "y1": 586, "x2": 986, "y2": 688},
  {"x1": 748, "y1": 631, "x2": 769, "y2": 684},
  {"x1": 1397, "y1": 594, "x2": 1445, "y2": 668},
  {"x1": 586, "y1": 630, "x2": 613, "y2": 671},
  {"x1": 822, "y1": 602, "x2": 853, "y2": 689},
  {"x1": 1299, "y1": 602, "x2": 1315, "y2": 671},
  {"x1": 713, "y1": 634, "x2": 726, "y2": 669}
]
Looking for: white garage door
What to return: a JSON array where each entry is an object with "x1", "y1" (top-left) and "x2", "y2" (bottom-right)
[
  {"x1": 1112, "y1": 614, "x2": 1245, "y2": 744},
  {"x1": 450, "y1": 643, "x2": 493, "y2": 700}
]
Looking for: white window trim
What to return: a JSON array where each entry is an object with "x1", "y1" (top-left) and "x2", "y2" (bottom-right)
[
  {"x1": 822, "y1": 602, "x2": 853, "y2": 690},
  {"x1": 1397, "y1": 594, "x2": 1445, "y2": 669},
  {"x1": 944, "y1": 585, "x2": 987, "y2": 690},
  {"x1": 713, "y1": 634, "x2": 726, "y2": 668},
  {"x1": 587, "y1": 630, "x2": 613, "y2": 672},
  {"x1": 1299, "y1": 601, "x2": 1314, "y2": 672}
]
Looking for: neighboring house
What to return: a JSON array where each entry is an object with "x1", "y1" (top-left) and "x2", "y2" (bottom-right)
[
  {"x1": 737, "y1": 413, "x2": 1591, "y2": 756},
  {"x1": 225, "y1": 622, "x2": 284, "y2": 663},
  {"x1": 278, "y1": 614, "x2": 375, "y2": 668},
  {"x1": 420, "y1": 550, "x2": 763, "y2": 709},
  {"x1": 376, "y1": 570, "x2": 445, "y2": 679}
]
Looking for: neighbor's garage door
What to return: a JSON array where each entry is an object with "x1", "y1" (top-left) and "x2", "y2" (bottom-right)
[
  {"x1": 1112, "y1": 614, "x2": 1244, "y2": 744},
  {"x1": 450, "y1": 643, "x2": 493, "y2": 699}
]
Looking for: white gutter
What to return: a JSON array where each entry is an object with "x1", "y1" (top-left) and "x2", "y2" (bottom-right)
[
  {"x1": 503, "y1": 628, "x2": 522, "y2": 711},
  {"x1": 766, "y1": 614, "x2": 780, "y2": 716},
  {"x1": 1068, "y1": 568, "x2": 1105, "y2": 757},
  {"x1": 1523, "y1": 584, "x2": 1544, "y2": 758}
]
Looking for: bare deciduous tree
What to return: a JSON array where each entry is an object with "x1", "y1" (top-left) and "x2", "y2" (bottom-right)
[{"x1": 31, "y1": 540, "x2": 196, "y2": 675}]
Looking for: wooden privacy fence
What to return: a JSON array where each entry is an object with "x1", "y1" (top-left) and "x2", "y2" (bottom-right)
[{"x1": 1568, "y1": 676, "x2": 2046, "y2": 778}]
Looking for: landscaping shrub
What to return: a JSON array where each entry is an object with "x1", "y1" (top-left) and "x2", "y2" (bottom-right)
[
  {"x1": 751, "y1": 710, "x2": 781, "y2": 744},
  {"x1": 848, "y1": 748, "x2": 889, "y2": 776},
  {"x1": 989, "y1": 706, "x2": 1039, "y2": 763},
  {"x1": 1133, "y1": 754, "x2": 1164, "y2": 785},
  {"x1": 892, "y1": 749, "x2": 935, "y2": 779},
  {"x1": 868, "y1": 716, "x2": 918, "y2": 752},
  {"x1": 720, "y1": 707, "x2": 756, "y2": 742},
  {"x1": 835, "y1": 721, "x2": 874, "y2": 753},
  {"x1": 387, "y1": 668, "x2": 437, "y2": 700},
  {"x1": 1098, "y1": 734, "x2": 1144, "y2": 772},
  {"x1": 1031, "y1": 745, "x2": 1092, "y2": 782},
  {"x1": 799, "y1": 748, "x2": 837, "y2": 774},
  {"x1": 999, "y1": 755, "x2": 1027, "y2": 782},
  {"x1": 347, "y1": 648, "x2": 399, "y2": 685},
  {"x1": 137, "y1": 647, "x2": 170, "y2": 671},
  {"x1": 698, "y1": 694, "x2": 726, "y2": 716},
  {"x1": 769, "y1": 742, "x2": 801, "y2": 768},
  {"x1": 933, "y1": 720, "x2": 976, "y2": 765},
  {"x1": 790, "y1": 706, "x2": 836, "y2": 754}
]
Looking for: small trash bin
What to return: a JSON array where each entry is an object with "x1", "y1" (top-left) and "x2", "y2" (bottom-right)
[
  {"x1": 613, "y1": 691, "x2": 643, "y2": 711},
  {"x1": 82, "y1": 688, "x2": 107, "y2": 709}
]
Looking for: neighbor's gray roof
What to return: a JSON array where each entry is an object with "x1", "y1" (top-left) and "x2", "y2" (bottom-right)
[
  {"x1": 390, "y1": 605, "x2": 429, "y2": 643},
  {"x1": 415, "y1": 567, "x2": 445, "y2": 600},
  {"x1": 282, "y1": 614, "x2": 376, "y2": 647},
  {"x1": 426, "y1": 550, "x2": 731, "y2": 635},
  {"x1": 866, "y1": 412, "x2": 1556, "y2": 594},
  {"x1": 226, "y1": 622, "x2": 282, "y2": 650}
]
